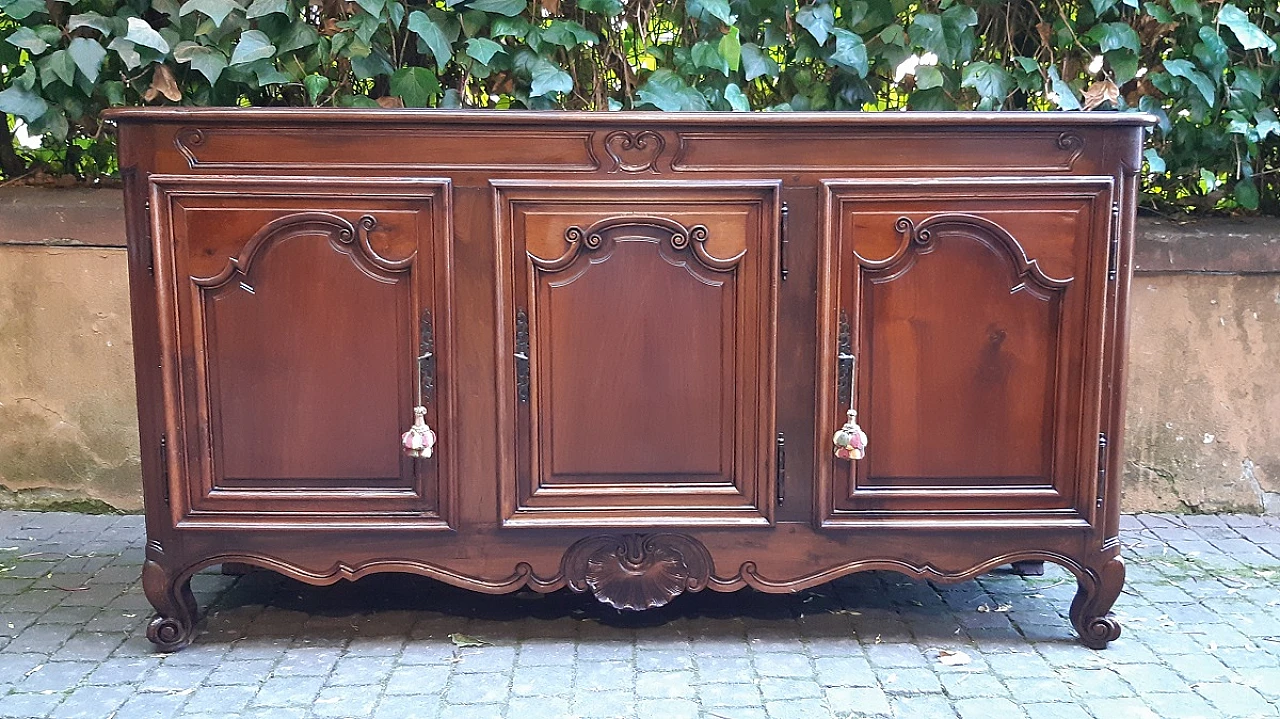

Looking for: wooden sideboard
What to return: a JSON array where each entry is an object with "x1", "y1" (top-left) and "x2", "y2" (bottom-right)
[{"x1": 105, "y1": 109, "x2": 1153, "y2": 651}]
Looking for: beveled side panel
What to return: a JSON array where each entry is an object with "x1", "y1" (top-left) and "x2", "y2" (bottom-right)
[
  {"x1": 494, "y1": 181, "x2": 780, "y2": 527},
  {"x1": 149, "y1": 176, "x2": 456, "y2": 528},
  {"x1": 817, "y1": 178, "x2": 1114, "y2": 526}
]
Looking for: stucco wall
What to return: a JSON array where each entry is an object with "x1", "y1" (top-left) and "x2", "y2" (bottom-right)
[{"x1": 1, "y1": 188, "x2": 1277, "y2": 513}]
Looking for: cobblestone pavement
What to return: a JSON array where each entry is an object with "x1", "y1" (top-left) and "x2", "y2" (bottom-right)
[{"x1": 1, "y1": 512, "x2": 1278, "y2": 719}]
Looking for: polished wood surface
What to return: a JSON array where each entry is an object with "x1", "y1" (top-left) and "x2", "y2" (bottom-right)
[{"x1": 105, "y1": 109, "x2": 1151, "y2": 651}]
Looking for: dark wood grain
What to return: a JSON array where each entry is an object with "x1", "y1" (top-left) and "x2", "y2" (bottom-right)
[{"x1": 107, "y1": 110, "x2": 1153, "y2": 652}]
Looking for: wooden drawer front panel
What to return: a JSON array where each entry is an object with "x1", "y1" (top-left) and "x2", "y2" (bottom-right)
[
  {"x1": 819, "y1": 178, "x2": 1114, "y2": 524},
  {"x1": 150, "y1": 176, "x2": 454, "y2": 527},
  {"x1": 495, "y1": 181, "x2": 780, "y2": 526}
]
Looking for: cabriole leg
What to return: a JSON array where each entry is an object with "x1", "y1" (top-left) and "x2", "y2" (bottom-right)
[
  {"x1": 1069, "y1": 556, "x2": 1124, "y2": 649},
  {"x1": 142, "y1": 550, "x2": 198, "y2": 652}
]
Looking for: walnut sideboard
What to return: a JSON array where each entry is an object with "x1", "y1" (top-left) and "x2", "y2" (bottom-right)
[{"x1": 105, "y1": 108, "x2": 1154, "y2": 650}]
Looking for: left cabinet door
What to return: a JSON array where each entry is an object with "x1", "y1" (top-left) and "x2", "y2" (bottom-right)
[{"x1": 148, "y1": 176, "x2": 454, "y2": 528}]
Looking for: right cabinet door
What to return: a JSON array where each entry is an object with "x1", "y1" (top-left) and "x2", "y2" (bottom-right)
[{"x1": 819, "y1": 178, "x2": 1115, "y2": 525}]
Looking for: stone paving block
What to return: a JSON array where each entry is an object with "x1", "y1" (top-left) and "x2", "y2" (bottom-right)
[
  {"x1": 0, "y1": 690, "x2": 67, "y2": 719},
  {"x1": 516, "y1": 640, "x2": 577, "y2": 667},
  {"x1": 825, "y1": 685, "x2": 892, "y2": 716},
  {"x1": 696, "y1": 655, "x2": 754, "y2": 683},
  {"x1": 863, "y1": 642, "x2": 928, "y2": 668},
  {"x1": 939, "y1": 670, "x2": 1009, "y2": 698},
  {"x1": 253, "y1": 674, "x2": 326, "y2": 706},
  {"x1": 437, "y1": 702, "x2": 503, "y2": 719},
  {"x1": 890, "y1": 694, "x2": 959, "y2": 718},
  {"x1": 83, "y1": 656, "x2": 160, "y2": 685},
  {"x1": 1194, "y1": 682, "x2": 1277, "y2": 717},
  {"x1": 636, "y1": 647, "x2": 694, "y2": 671},
  {"x1": 706, "y1": 708, "x2": 768, "y2": 719},
  {"x1": 814, "y1": 655, "x2": 877, "y2": 687},
  {"x1": 48, "y1": 684, "x2": 134, "y2": 719},
  {"x1": 328, "y1": 654, "x2": 397, "y2": 686},
  {"x1": 571, "y1": 688, "x2": 634, "y2": 718},
  {"x1": 636, "y1": 669, "x2": 696, "y2": 698},
  {"x1": 1058, "y1": 666, "x2": 1135, "y2": 698},
  {"x1": 576, "y1": 641, "x2": 633, "y2": 663},
  {"x1": 202, "y1": 657, "x2": 277, "y2": 685},
  {"x1": 385, "y1": 665, "x2": 450, "y2": 695},
  {"x1": 1141, "y1": 691, "x2": 1225, "y2": 719},
  {"x1": 444, "y1": 670, "x2": 511, "y2": 705},
  {"x1": 138, "y1": 663, "x2": 215, "y2": 692},
  {"x1": 273, "y1": 645, "x2": 342, "y2": 675},
  {"x1": 312, "y1": 684, "x2": 380, "y2": 718},
  {"x1": 1089, "y1": 697, "x2": 1164, "y2": 719},
  {"x1": 1004, "y1": 676, "x2": 1077, "y2": 703},
  {"x1": 452, "y1": 645, "x2": 517, "y2": 673},
  {"x1": 1020, "y1": 703, "x2": 1094, "y2": 719},
  {"x1": 180, "y1": 684, "x2": 258, "y2": 715},
  {"x1": 757, "y1": 677, "x2": 823, "y2": 701},
  {"x1": 511, "y1": 663, "x2": 572, "y2": 697},
  {"x1": 877, "y1": 666, "x2": 943, "y2": 695},
  {"x1": 576, "y1": 658, "x2": 634, "y2": 691},
  {"x1": 17, "y1": 660, "x2": 96, "y2": 692},
  {"x1": 112, "y1": 691, "x2": 188, "y2": 719},
  {"x1": 637, "y1": 697, "x2": 700, "y2": 719},
  {"x1": 699, "y1": 682, "x2": 761, "y2": 707},
  {"x1": 954, "y1": 696, "x2": 1025, "y2": 719},
  {"x1": 753, "y1": 652, "x2": 813, "y2": 678},
  {"x1": 374, "y1": 695, "x2": 442, "y2": 719},
  {"x1": 504, "y1": 695, "x2": 568, "y2": 719},
  {"x1": 763, "y1": 697, "x2": 828, "y2": 719}
]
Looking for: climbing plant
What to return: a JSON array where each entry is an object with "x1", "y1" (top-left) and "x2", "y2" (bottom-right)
[{"x1": 1, "y1": 0, "x2": 1278, "y2": 213}]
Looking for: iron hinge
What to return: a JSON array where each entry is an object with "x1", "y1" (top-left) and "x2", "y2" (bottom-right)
[
  {"x1": 776, "y1": 432, "x2": 786, "y2": 505},
  {"x1": 158, "y1": 434, "x2": 170, "y2": 506},
  {"x1": 143, "y1": 199, "x2": 155, "y2": 276},
  {"x1": 1107, "y1": 201, "x2": 1120, "y2": 281},
  {"x1": 779, "y1": 202, "x2": 789, "y2": 282},
  {"x1": 1096, "y1": 432, "x2": 1108, "y2": 509}
]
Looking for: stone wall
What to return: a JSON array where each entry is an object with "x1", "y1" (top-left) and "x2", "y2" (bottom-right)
[{"x1": 1, "y1": 188, "x2": 1277, "y2": 513}]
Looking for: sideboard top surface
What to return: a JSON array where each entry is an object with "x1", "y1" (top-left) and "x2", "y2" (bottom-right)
[{"x1": 104, "y1": 107, "x2": 1159, "y2": 128}]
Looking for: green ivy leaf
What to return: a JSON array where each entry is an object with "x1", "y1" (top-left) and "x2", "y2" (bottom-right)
[
  {"x1": 1232, "y1": 68, "x2": 1263, "y2": 99},
  {"x1": 541, "y1": 21, "x2": 597, "y2": 48},
  {"x1": 304, "y1": 74, "x2": 330, "y2": 104},
  {"x1": 1164, "y1": 58, "x2": 1216, "y2": 105},
  {"x1": 6, "y1": 28, "x2": 51, "y2": 55},
  {"x1": 692, "y1": 41, "x2": 728, "y2": 75},
  {"x1": 909, "y1": 14, "x2": 946, "y2": 59},
  {"x1": 230, "y1": 29, "x2": 276, "y2": 65},
  {"x1": 67, "y1": 37, "x2": 108, "y2": 84},
  {"x1": 829, "y1": 29, "x2": 868, "y2": 77},
  {"x1": 740, "y1": 43, "x2": 777, "y2": 81},
  {"x1": 0, "y1": 0, "x2": 47, "y2": 21},
  {"x1": 408, "y1": 11, "x2": 453, "y2": 71},
  {"x1": 1106, "y1": 49, "x2": 1139, "y2": 84},
  {"x1": 102, "y1": 80, "x2": 125, "y2": 106},
  {"x1": 246, "y1": 0, "x2": 288, "y2": 18},
  {"x1": 529, "y1": 56, "x2": 572, "y2": 97},
  {"x1": 688, "y1": 0, "x2": 734, "y2": 25},
  {"x1": 1256, "y1": 108, "x2": 1280, "y2": 138},
  {"x1": 1143, "y1": 148, "x2": 1166, "y2": 173},
  {"x1": 1048, "y1": 67, "x2": 1081, "y2": 110},
  {"x1": 277, "y1": 22, "x2": 320, "y2": 54},
  {"x1": 108, "y1": 38, "x2": 143, "y2": 69},
  {"x1": 1086, "y1": 22, "x2": 1140, "y2": 53},
  {"x1": 67, "y1": 13, "x2": 115, "y2": 37},
  {"x1": 719, "y1": 27, "x2": 741, "y2": 72},
  {"x1": 636, "y1": 68, "x2": 709, "y2": 110},
  {"x1": 350, "y1": 48, "x2": 393, "y2": 79},
  {"x1": 465, "y1": 37, "x2": 504, "y2": 65},
  {"x1": 468, "y1": 0, "x2": 526, "y2": 17},
  {"x1": 352, "y1": 0, "x2": 386, "y2": 18},
  {"x1": 390, "y1": 66, "x2": 441, "y2": 107},
  {"x1": 178, "y1": 0, "x2": 242, "y2": 27},
  {"x1": 577, "y1": 0, "x2": 622, "y2": 16},
  {"x1": 961, "y1": 61, "x2": 1012, "y2": 102},
  {"x1": 1194, "y1": 27, "x2": 1229, "y2": 75},
  {"x1": 1217, "y1": 4, "x2": 1277, "y2": 52},
  {"x1": 724, "y1": 82, "x2": 749, "y2": 110},
  {"x1": 1234, "y1": 179, "x2": 1259, "y2": 210},
  {"x1": 1169, "y1": 0, "x2": 1202, "y2": 20},
  {"x1": 174, "y1": 41, "x2": 228, "y2": 83},
  {"x1": 915, "y1": 64, "x2": 944, "y2": 90},
  {"x1": 0, "y1": 85, "x2": 49, "y2": 122},
  {"x1": 38, "y1": 49, "x2": 77, "y2": 87},
  {"x1": 125, "y1": 18, "x2": 171, "y2": 53},
  {"x1": 1143, "y1": 2, "x2": 1173, "y2": 23},
  {"x1": 796, "y1": 3, "x2": 835, "y2": 46},
  {"x1": 1090, "y1": 0, "x2": 1118, "y2": 16}
]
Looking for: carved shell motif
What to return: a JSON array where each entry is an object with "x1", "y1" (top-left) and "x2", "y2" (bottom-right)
[{"x1": 562, "y1": 533, "x2": 713, "y2": 610}]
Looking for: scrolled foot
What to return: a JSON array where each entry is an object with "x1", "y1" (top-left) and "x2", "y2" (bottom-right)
[
  {"x1": 1069, "y1": 556, "x2": 1125, "y2": 649},
  {"x1": 147, "y1": 614, "x2": 195, "y2": 652},
  {"x1": 1075, "y1": 614, "x2": 1122, "y2": 650}
]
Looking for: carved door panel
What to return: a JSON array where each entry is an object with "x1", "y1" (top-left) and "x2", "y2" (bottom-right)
[
  {"x1": 495, "y1": 181, "x2": 780, "y2": 526},
  {"x1": 819, "y1": 178, "x2": 1114, "y2": 524},
  {"x1": 150, "y1": 176, "x2": 453, "y2": 527}
]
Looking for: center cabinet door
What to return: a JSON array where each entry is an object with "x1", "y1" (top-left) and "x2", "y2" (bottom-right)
[
  {"x1": 495, "y1": 181, "x2": 781, "y2": 527},
  {"x1": 149, "y1": 176, "x2": 454, "y2": 528}
]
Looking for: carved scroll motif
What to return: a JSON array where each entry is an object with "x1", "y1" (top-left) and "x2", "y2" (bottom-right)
[
  {"x1": 540, "y1": 216, "x2": 741, "y2": 280},
  {"x1": 603, "y1": 130, "x2": 667, "y2": 173},
  {"x1": 561, "y1": 533, "x2": 713, "y2": 610}
]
